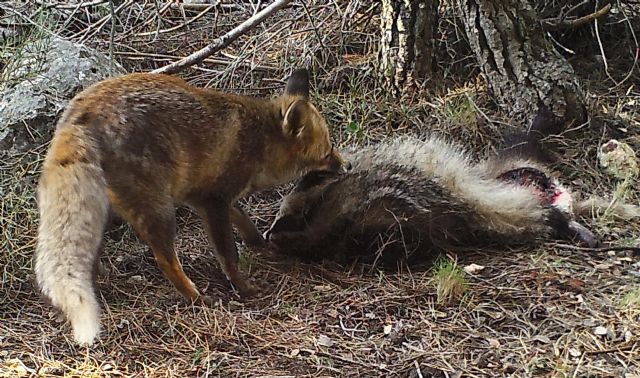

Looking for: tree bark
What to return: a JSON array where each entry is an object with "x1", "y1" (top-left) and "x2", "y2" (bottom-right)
[
  {"x1": 455, "y1": 0, "x2": 587, "y2": 132},
  {"x1": 379, "y1": 0, "x2": 439, "y2": 96}
]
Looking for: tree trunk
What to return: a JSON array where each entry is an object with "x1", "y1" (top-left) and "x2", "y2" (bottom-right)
[
  {"x1": 455, "y1": 0, "x2": 587, "y2": 133},
  {"x1": 379, "y1": 0, "x2": 439, "y2": 96}
]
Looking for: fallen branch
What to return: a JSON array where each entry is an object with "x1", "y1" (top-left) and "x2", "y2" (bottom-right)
[
  {"x1": 34, "y1": 0, "x2": 107, "y2": 9},
  {"x1": 543, "y1": 3, "x2": 612, "y2": 31},
  {"x1": 548, "y1": 242, "x2": 640, "y2": 255},
  {"x1": 152, "y1": 0, "x2": 294, "y2": 75}
]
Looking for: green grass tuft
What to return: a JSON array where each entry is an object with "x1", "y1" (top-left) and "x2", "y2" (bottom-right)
[
  {"x1": 620, "y1": 287, "x2": 640, "y2": 311},
  {"x1": 432, "y1": 257, "x2": 468, "y2": 306}
]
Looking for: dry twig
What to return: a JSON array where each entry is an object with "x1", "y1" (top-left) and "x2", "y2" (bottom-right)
[
  {"x1": 542, "y1": 3, "x2": 612, "y2": 31},
  {"x1": 152, "y1": 0, "x2": 294, "y2": 74}
]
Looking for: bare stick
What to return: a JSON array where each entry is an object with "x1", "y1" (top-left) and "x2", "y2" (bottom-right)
[
  {"x1": 548, "y1": 243, "x2": 640, "y2": 255},
  {"x1": 152, "y1": 0, "x2": 294, "y2": 75},
  {"x1": 542, "y1": 3, "x2": 611, "y2": 31},
  {"x1": 108, "y1": 0, "x2": 115, "y2": 75}
]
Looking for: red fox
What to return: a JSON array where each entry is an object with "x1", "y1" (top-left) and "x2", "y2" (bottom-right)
[
  {"x1": 265, "y1": 120, "x2": 639, "y2": 266},
  {"x1": 34, "y1": 69, "x2": 346, "y2": 346}
]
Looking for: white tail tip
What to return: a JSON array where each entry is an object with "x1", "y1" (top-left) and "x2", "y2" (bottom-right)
[{"x1": 68, "y1": 298, "x2": 101, "y2": 346}]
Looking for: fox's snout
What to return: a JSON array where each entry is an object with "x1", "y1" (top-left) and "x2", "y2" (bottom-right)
[{"x1": 327, "y1": 149, "x2": 350, "y2": 173}]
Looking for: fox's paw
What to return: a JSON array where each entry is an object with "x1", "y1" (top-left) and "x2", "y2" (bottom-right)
[
  {"x1": 238, "y1": 283, "x2": 260, "y2": 298},
  {"x1": 238, "y1": 278, "x2": 272, "y2": 299},
  {"x1": 253, "y1": 245, "x2": 276, "y2": 259},
  {"x1": 196, "y1": 294, "x2": 217, "y2": 307}
]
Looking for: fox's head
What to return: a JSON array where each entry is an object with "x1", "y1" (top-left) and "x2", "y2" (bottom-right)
[{"x1": 277, "y1": 69, "x2": 347, "y2": 175}]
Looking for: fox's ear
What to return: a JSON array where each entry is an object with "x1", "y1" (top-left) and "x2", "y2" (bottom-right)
[
  {"x1": 284, "y1": 68, "x2": 310, "y2": 98},
  {"x1": 282, "y1": 100, "x2": 308, "y2": 137}
]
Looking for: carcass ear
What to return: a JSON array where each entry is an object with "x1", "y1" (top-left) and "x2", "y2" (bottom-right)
[
  {"x1": 284, "y1": 68, "x2": 310, "y2": 98},
  {"x1": 265, "y1": 214, "x2": 306, "y2": 240}
]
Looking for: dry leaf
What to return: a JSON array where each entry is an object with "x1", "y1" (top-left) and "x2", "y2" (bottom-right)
[
  {"x1": 532, "y1": 335, "x2": 551, "y2": 344},
  {"x1": 463, "y1": 263, "x2": 485, "y2": 274},
  {"x1": 317, "y1": 334, "x2": 333, "y2": 347},
  {"x1": 313, "y1": 285, "x2": 333, "y2": 292}
]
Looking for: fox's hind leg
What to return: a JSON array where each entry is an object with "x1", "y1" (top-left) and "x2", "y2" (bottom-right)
[
  {"x1": 112, "y1": 195, "x2": 206, "y2": 304},
  {"x1": 196, "y1": 199, "x2": 259, "y2": 298}
]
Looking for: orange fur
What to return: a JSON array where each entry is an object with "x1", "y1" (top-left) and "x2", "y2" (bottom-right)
[{"x1": 34, "y1": 69, "x2": 345, "y2": 346}]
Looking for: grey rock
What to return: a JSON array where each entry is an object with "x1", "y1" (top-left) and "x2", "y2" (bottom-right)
[{"x1": 0, "y1": 37, "x2": 125, "y2": 157}]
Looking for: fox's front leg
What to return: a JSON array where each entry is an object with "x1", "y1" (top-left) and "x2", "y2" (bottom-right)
[
  {"x1": 198, "y1": 199, "x2": 259, "y2": 298},
  {"x1": 231, "y1": 204, "x2": 266, "y2": 249}
]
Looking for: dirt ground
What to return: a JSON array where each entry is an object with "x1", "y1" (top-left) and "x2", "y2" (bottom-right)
[{"x1": 1, "y1": 1, "x2": 639, "y2": 377}]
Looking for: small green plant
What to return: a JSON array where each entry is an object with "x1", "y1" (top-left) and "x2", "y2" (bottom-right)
[
  {"x1": 238, "y1": 250, "x2": 257, "y2": 274},
  {"x1": 278, "y1": 302, "x2": 296, "y2": 315},
  {"x1": 345, "y1": 120, "x2": 365, "y2": 140},
  {"x1": 432, "y1": 257, "x2": 468, "y2": 306},
  {"x1": 620, "y1": 287, "x2": 640, "y2": 311},
  {"x1": 440, "y1": 93, "x2": 477, "y2": 130},
  {"x1": 192, "y1": 347, "x2": 205, "y2": 364}
]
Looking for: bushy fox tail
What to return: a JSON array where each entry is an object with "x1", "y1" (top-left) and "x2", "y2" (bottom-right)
[{"x1": 34, "y1": 129, "x2": 109, "y2": 346}]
